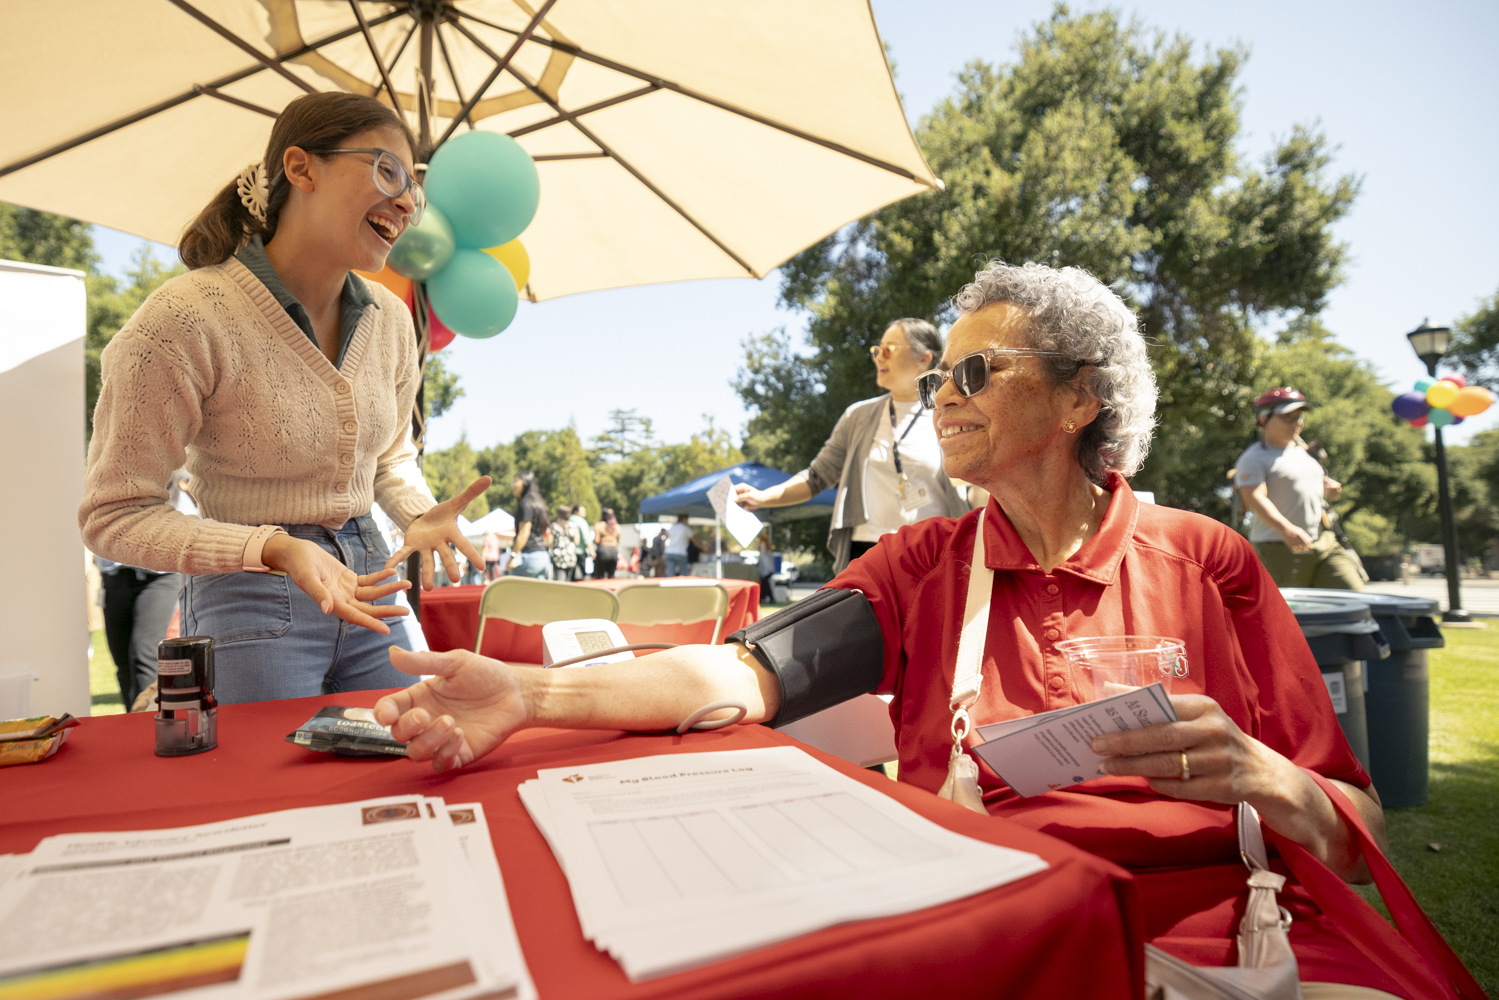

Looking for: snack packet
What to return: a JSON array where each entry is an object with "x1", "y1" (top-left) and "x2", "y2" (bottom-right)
[
  {"x1": 0, "y1": 715, "x2": 79, "y2": 767},
  {"x1": 285, "y1": 706, "x2": 407, "y2": 757}
]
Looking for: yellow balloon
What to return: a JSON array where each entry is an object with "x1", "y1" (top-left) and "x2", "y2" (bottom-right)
[
  {"x1": 1449, "y1": 385, "x2": 1494, "y2": 417},
  {"x1": 1425, "y1": 380, "x2": 1460, "y2": 409},
  {"x1": 483, "y1": 239, "x2": 530, "y2": 292}
]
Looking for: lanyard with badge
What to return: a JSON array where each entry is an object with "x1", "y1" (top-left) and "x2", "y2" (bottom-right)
[{"x1": 889, "y1": 398, "x2": 931, "y2": 512}]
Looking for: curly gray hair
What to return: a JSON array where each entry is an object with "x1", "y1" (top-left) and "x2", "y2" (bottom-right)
[{"x1": 951, "y1": 260, "x2": 1156, "y2": 483}]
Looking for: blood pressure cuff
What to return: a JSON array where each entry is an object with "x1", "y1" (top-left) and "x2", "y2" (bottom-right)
[{"x1": 726, "y1": 587, "x2": 884, "y2": 728}]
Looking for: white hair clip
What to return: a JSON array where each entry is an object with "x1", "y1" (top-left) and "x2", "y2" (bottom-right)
[{"x1": 235, "y1": 161, "x2": 269, "y2": 224}]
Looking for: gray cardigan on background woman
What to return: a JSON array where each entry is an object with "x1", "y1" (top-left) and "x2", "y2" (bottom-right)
[{"x1": 805, "y1": 393, "x2": 969, "y2": 574}]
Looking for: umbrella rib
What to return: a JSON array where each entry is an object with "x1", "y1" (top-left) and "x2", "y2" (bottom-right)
[
  {"x1": 192, "y1": 85, "x2": 279, "y2": 118},
  {"x1": 347, "y1": 0, "x2": 404, "y2": 121},
  {"x1": 450, "y1": 21, "x2": 755, "y2": 276},
  {"x1": 435, "y1": 23, "x2": 476, "y2": 131},
  {"x1": 164, "y1": 0, "x2": 316, "y2": 94},
  {"x1": 0, "y1": 8, "x2": 408, "y2": 179},
  {"x1": 532, "y1": 152, "x2": 608, "y2": 161},
  {"x1": 434, "y1": 0, "x2": 560, "y2": 149},
  {"x1": 452, "y1": 8, "x2": 927, "y2": 185},
  {"x1": 507, "y1": 85, "x2": 658, "y2": 138}
]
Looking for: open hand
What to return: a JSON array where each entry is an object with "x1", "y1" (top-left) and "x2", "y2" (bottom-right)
[
  {"x1": 262, "y1": 534, "x2": 409, "y2": 634},
  {"x1": 384, "y1": 476, "x2": 491, "y2": 588},
  {"x1": 374, "y1": 647, "x2": 528, "y2": 771}
]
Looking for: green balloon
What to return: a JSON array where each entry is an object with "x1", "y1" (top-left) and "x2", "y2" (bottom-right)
[
  {"x1": 1428, "y1": 407, "x2": 1454, "y2": 428},
  {"x1": 386, "y1": 205, "x2": 455, "y2": 280},
  {"x1": 428, "y1": 249, "x2": 518, "y2": 339}
]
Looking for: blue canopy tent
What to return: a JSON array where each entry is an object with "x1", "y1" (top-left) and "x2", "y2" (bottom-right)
[{"x1": 638, "y1": 462, "x2": 834, "y2": 576}]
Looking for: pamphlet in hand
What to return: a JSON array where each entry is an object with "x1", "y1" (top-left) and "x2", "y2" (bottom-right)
[
  {"x1": 706, "y1": 474, "x2": 767, "y2": 548},
  {"x1": 970, "y1": 682, "x2": 1178, "y2": 797}
]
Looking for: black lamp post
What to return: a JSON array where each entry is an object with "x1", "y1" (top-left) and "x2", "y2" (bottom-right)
[{"x1": 1406, "y1": 319, "x2": 1470, "y2": 622}]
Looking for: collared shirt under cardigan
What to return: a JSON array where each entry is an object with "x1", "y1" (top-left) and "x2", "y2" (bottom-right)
[
  {"x1": 825, "y1": 476, "x2": 1424, "y2": 994},
  {"x1": 80, "y1": 253, "x2": 435, "y2": 575},
  {"x1": 802, "y1": 392, "x2": 969, "y2": 573},
  {"x1": 234, "y1": 233, "x2": 374, "y2": 371}
]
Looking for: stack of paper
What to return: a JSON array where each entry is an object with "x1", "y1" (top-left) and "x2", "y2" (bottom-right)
[
  {"x1": 970, "y1": 681, "x2": 1179, "y2": 796},
  {"x1": 520, "y1": 746, "x2": 1048, "y2": 981},
  {"x1": 0, "y1": 796, "x2": 534, "y2": 1000}
]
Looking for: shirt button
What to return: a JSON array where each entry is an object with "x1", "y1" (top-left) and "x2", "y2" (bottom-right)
[
  {"x1": 1048, "y1": 676, "x2": 1066, "y2": 691},
  {"x1": 343, "y1": 421, "x2": 356, "y2": 433},
  {"x1": 336, "y1": 381, "x2": 350, "y2": 394},
  {"x1": 334, "y1": 482, "x2": 347, "y2": 493},
  {"x1": 1046, "y1": 583, "x2": 1059, "y2": 595},
  {"x1": 1045, "y1": 628, "x2": 1060, "y2": 640}
]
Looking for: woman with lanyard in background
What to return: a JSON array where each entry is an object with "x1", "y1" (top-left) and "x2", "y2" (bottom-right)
[
  {"x1": 736, "y1": 318, "x2": 973, "y2": 574},
  {"x1": 80, "y1": 92, "x2": 488, "y2": 704}
]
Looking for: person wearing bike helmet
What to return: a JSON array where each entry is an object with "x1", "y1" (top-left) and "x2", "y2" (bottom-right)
[{"x1": 1234, "y1": 387, "x2": 1363, "y2": 589}]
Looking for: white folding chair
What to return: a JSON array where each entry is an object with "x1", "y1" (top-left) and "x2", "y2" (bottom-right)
[
  {"x1": 474, "y1": 577, "x2": 620, "y2": 655},
  {"x1": 616, "y1": 582, "x2": 731, "y2": 644}
]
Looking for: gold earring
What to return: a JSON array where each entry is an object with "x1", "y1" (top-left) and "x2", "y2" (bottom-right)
[{"x1": 1064, "y1": 419, "x2": 1077, "y2": 433}]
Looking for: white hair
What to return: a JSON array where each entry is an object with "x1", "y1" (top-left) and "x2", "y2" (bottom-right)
[{"x1": 952, "y1": 260, "x2": 1157, "y2": 483}]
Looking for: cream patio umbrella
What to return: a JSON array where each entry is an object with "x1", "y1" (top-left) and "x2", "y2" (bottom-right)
[{"x1": 0, "y1": 0, "x2": 939, "y2": 302}]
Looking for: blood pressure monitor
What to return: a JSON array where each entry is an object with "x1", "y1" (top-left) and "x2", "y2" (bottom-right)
[{"x1": 541, "y1": 619, "x2": 635, "y2": 668}]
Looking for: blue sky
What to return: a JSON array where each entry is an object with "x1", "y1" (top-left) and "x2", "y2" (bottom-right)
[{"x1": 92, "y1": 0, "x2": 1499, "y2": 450}]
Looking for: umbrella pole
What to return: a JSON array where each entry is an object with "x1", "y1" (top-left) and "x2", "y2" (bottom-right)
[{"x1": 715, "y1": 519, "x2": 722, "y2": 579}]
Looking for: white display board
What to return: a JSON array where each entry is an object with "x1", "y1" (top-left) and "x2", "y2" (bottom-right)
[{"x1": 0, "y1": 259, "x2": 88, "y2": 717}]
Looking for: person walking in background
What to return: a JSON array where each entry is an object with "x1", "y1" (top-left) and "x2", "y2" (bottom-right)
[
  {"x1": 1235, "y1": 387, "x2": 1363, "y2": 590},
  {"x1": 756, "y1": 525, "x2": 777, "y2": 605},
  {"x1": 507, "y1": 472, "x2": 551, "y2": 578},
  {"x1": 735, "y1": 318, "x2": 971, "y2": 575},
  {"x1": 96, "y1": 557, "x2": 180, "y2": 711},
  {"x1": 664, "y1": 514, "x2": 693, "y2": 577},
  {"x1": 548, "y1": 505, "x2": 580, "y2": 581},
  {"x1": 481, "y1": 530, "x2": 502, "y2": 581},
  {"x1": 592, "y1": 508, "x2": 621, "y2": 579},
  {"x1": 568, "y1": 504, "x2": 594, "y2": 581},
  {"x1": 648, "y1": 529, "x2": 667, "y2": 578}
]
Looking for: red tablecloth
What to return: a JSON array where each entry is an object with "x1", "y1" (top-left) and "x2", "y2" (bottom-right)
[
  {"x1": 418, "y1": 579, "x2": 761, "y2": 662},
  {"x1": 3, "y1": 697, "x2": 1143, "y2": 1000}
]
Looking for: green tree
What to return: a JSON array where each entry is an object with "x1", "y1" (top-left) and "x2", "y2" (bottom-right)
[
  {"x1": 1446, "y1": 288, "x2": 1499, "y2": 389},
  {"x1": 591, "y1": 408, "x2": 656, "y2": 461},
  {"x1": 422, "y1": 434, "x2": 489, "y2": 517},
  {"x1": 511, "y1": 425, "x2": 600, "y2": 518},
  {"x1": 0, "y1": 204, "x2": 96, "y2": 272},
  {"x1": 593, "y1": 448, "x2": 668, "y2": 522},
  {"x1": 737, "y1": 7, "x2": 1357, "y2": 519},
  {"x1": 423, "y1": 354, "x2": 464, "y2": 420}
]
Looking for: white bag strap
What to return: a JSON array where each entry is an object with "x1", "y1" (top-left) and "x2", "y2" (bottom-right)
[{"x1": 951, "y1": 509, "x2": 992, "y2": 715}]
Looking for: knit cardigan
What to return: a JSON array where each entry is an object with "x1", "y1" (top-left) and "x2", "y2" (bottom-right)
[{"x1": 79, "y1": 257, "x2": 436, "y2": 575}]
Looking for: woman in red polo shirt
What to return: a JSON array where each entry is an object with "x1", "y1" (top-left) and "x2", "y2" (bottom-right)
[{"x1": 375, "y1": 262, "x2": 1481, "y2": 1000}]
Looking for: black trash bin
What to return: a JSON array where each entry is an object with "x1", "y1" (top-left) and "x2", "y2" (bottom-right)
[
  {"x1": 1285, "y1": 589, "x2": 1443, "y2": 808},
  {"x1": 1281, "y1": 595, "x2": 1388, "y2": 773}
]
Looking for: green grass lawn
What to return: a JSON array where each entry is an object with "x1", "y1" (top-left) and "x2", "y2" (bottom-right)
[
  {"x1": 86, "y1": 623, "x2": 1496, "y2": 987},
  {"x1": 1355, "y1": 626, "x2": 1498, "y2": 992}
]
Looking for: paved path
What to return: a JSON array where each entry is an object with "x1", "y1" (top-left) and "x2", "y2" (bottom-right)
[{"x1": 1363, "y1": 576, "x2": 1499, "y2": 617}]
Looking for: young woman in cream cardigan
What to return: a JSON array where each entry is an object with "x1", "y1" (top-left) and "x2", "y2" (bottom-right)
[{"x1": 81, "y1": 92, "x2": 487, "y2": 704}]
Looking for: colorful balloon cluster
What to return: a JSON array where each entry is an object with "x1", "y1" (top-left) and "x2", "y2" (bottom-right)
[
  {"x1": 1390, "y1": 374, "x2": 1494, "y2": 429},
  {"x1": 376, "y1": 130, "x2": 540, "y2": 340}
]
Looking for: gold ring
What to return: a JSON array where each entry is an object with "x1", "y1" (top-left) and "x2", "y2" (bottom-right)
[{"x1": 1180, "y1": 751, "x2": 1191, "y2": 781}]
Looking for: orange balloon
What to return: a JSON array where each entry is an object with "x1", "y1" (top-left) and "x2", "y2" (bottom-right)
[
  {"x1": 1448, "y1": 385, "x2": 1494, "y2": 418},
  {"x1": 353, "y1": 266, "x2": 413, "y2": 301}
]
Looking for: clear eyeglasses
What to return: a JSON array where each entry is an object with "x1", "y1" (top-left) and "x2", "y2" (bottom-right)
[{"x1": 318, "y1": 146, "x2": 426, "y2": 225}]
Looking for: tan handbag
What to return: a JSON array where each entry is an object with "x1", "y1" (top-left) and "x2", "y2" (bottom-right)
[
  {"x1": 1145, "y1": 802, "x2": 1302, "y2": 1000},
  {"x1": 937, "y1": 511, "x2": 992, "y2": 814}
]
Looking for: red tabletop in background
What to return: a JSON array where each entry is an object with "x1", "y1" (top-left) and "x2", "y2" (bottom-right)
[
  {"x1": 3, "y1": 697, "x2": 1143, "y2": 1000},
  {"x1": 418, "y1": 579, "x2": 761, "y2": 662}
]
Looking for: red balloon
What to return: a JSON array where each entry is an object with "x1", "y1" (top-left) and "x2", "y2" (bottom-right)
[
  {"x1": 1409, "y1": 415, "x2": 1429, "y2": 428},
  {"x1": 402, "y1": 285, "x2": 455, "y2": 351},
  {"x1": 1446, "y1": 372, "x2": 1468, "y2": 388}
]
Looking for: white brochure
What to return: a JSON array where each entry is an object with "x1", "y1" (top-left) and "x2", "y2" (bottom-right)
[
  {"x1": 706, "y1": 474, "x2": 766, "y2": 548},
  {"x1": 971, "y1": 682, "x2": 1180, "y2": 797},
  {"x1": 0, "y1": 795, "x2": 527, "y2": 1000},
  {"x1": 524, "y1": 746, "x2": 1048, "y2": 981}
]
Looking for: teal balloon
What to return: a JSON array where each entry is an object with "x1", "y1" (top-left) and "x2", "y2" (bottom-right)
[
  {"x1": 426, "y1": 249, "x2": 518, "y2": 339},
  {"x1": 386, "y1": 205, "x2": 454, "y2": 280},
  {"x1": 425, "y1": 131, "x2": 540, "y2": 249},
  {"x1": 1428, "y1": 407, "x2": 1454, "y2": 428},
  {"x1": 1414, "y1": 377, "x2": 1436, "y2": 393}
]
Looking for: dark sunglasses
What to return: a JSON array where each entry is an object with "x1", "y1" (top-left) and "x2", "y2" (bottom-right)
[{"x1": 915, "y1": 348, "x2": 1091, "y2": 409}]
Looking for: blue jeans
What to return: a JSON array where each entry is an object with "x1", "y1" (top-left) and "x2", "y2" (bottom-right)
[
  {"x1": 508, "y1": 550, "x2": 551, "y2": 578},
  {"x1": 182, "y1": 515, "x2": 412, "y2": 704},
  {"x1": 665, "y1": 553, "x2": 689, "y2": 577}
]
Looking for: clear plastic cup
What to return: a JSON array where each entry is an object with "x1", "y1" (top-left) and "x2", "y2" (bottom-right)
[{"x1": 1054, "y1": 636, "x2": 1189, "y2": 702}]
